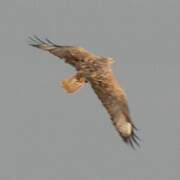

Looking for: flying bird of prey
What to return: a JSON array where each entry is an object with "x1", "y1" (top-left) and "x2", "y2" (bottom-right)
[{"x1": 29, "y1": 36, "x2": 140, "y2": 148}]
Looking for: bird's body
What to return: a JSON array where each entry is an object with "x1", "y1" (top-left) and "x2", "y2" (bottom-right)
[{"x1": 29, "y1": 36, "x2": 140, "y2": 148}]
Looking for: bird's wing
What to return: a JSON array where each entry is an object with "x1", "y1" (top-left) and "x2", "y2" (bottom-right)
[
  {"x1": 89, "y1": 71, "x2": 140, "y2": 148},
  {"x1": 28, "y1": 36, "x2": 95, "y2": 67}
]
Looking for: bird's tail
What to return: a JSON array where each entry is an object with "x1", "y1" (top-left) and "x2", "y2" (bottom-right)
[{"x1": 61, "y1": 73, "x2": 87, "y2": 93}]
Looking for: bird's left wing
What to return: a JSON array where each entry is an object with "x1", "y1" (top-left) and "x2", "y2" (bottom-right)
[{"x1": 89, "y1": 71, "x2": 140, "y2": 148}]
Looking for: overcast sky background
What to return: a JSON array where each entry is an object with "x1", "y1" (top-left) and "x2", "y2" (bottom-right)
[{"x1": 0, "y1": 0, "x2": 180, "y2": 179}]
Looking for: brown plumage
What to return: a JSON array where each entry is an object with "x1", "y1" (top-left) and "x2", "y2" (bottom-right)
[{"x1": 29, "y1": 36, "x2": 140, "y2": 148}]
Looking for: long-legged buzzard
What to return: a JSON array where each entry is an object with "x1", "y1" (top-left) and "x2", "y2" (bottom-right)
[{"x1": 29, "y1": 36, "x2": 140, "y2": 148}]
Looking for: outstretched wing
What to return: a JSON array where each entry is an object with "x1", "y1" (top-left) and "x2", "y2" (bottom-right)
[
  {"x1": 89, "y1": 71, "x2": 140, "y2": 148},
  {"x1": 28, "y1": 36, "x2": 95, "y2": 68}
]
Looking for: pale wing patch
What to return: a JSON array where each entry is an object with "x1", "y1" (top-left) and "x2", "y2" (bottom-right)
[
  {"x1": 61, "y1": 74, "x2": 86, "y2": 93},
  {"x1": 115, "y1": 114, "x2": 132, "y2": 137}
]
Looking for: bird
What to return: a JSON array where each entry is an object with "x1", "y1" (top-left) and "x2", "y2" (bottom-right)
[{"x1": 29, "y1": 36, "x2": 140, "y2": 148}]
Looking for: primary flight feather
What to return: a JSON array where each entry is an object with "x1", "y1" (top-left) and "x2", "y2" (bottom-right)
[{"x1": 29, "y1": 36, "x2": 140, "y2": 148}]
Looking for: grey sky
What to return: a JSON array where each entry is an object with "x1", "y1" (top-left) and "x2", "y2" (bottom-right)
[{"x1": 0, "y1": 0, "x2": 180, "y2": 179}]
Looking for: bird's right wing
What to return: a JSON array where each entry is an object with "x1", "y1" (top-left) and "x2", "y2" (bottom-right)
[{"x1": 29, "y1": 36, "x2": 95, "y2": 67}]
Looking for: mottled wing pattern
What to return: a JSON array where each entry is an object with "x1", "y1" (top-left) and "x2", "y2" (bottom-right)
[
  {"x1": 28, "y1": 36, "x2": 94, "y2": 67},
  {"x1": 90, "y1": 71, "x2": 140, "y2": 148}
]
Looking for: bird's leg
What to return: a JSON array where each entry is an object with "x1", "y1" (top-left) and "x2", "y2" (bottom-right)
[{"x1": 60, "y1": 71, "x2": 87, "y2": 93}]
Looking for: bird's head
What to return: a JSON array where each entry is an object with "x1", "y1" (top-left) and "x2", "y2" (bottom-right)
[{"x1": 104, "y1": 57, "x2": 114, "y2": 66}]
